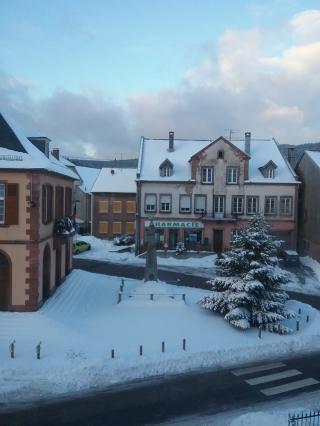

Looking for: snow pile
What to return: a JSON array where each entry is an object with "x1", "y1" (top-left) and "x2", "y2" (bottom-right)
[
  {"x1": 1, "y1": 269, "x2": 320, "y2": 405},
  {"x1": 300, "y1": 256, "x2": 320, "y2": 282}
]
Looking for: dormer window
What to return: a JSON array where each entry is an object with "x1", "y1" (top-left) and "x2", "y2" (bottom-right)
[
  {"x1": 159, "y1": 159, "x2": 173, "y2": 177},
  {"x1": 259, "y1": 160, "x2": 277, "y2": 179},
  {"x1": 218, "y1": 150, "x2": 224, "y2": 159}
]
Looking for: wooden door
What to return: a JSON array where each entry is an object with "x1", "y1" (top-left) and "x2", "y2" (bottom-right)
[
  {"x1": 0, "y1": 252, "x2": 10, "y2": 310},
  {"x1": 213, "y1": 229, "x2": 223, "y2": 253}
]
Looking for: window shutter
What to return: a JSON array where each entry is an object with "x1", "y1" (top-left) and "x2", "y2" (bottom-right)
[
  {"x1": 6, "y1": 183, "x2": 19, "y2": 225},
  {"x1": 42, "y1": 185, "x2": 46, "y2": 224}
]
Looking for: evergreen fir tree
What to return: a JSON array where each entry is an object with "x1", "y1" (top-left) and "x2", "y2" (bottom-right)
[{"x1": 199, "y1": 215, "x2": 295, "y2": 333}]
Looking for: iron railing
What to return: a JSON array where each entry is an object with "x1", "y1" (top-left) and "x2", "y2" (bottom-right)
[{"x1": 288, "y1": 410, "x2": 320, "y2": 426}]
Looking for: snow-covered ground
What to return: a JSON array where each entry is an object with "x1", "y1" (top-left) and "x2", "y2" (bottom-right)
[
  {"x1": 74, "y1": 235, "x2": 217, "y2": 277},
  {"x1": 1, "y1": 269, "x2": 320, "y2": 406},
  {"x1": 285, "y1": 256, "x2": 320, "y2": 295}
]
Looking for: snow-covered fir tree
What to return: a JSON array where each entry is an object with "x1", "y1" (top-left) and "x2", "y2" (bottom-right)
[{"x1": 199, "y1": 215, "x2": 295, "y2": 333}]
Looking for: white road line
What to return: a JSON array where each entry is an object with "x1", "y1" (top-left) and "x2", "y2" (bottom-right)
[
  {"x1": 231, "y1": 362, "x2": 286, "y2": 376},
  {"x1": 261, "y1": 378, "x2": 319, "y2": 396},
  {"x1": 245, "y1": 369, "x2": 302, "y2": 385}
]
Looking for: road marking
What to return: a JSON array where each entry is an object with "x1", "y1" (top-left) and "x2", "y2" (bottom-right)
[
  {"x1": 231, "y1": 362, "x2": 286, "y2": 376},
  {"x1": 261, "y1": 378, "x2": 319, "y2": 396},
  {"x1": 245, "y1": 369, "x2": 302, "y2": 385}
]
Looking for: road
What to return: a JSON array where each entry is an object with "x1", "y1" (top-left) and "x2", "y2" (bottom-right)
[{"x1": 1, "y1": 351, "x2": 320, "y2": 426}]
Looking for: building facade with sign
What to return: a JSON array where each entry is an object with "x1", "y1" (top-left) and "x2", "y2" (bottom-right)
[
  {"x1": 91, "y1": 167, "x2": 137, "y2": 239},
  {"x1": 136, "y1": 132, "x2": 299, "y2": 253}
]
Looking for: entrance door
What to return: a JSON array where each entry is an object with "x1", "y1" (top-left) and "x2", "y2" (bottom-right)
[
  {"x1": 169, "y1": 230, "x2": 178, "y2": 249},
  {"x1": 0, "y1": 252, "x2": 10, "y2": 310},
  {"x1": 213, "y1": 229, "x2": 223, "y2": 253},
  {"x1": 55, "y1": 247, "x2": 61, "y2": 286},
  {"x1": 43, "y1": 245, "x2": 51, "y2": 300}
]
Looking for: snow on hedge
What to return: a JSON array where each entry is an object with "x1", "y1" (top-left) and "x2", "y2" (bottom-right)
[{"x1": 0, "y1": 269, "x2": 320, "y2": 405}]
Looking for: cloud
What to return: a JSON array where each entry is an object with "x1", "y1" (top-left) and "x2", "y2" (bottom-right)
[{"x1": 1, "y1": 9, "x2": 320, "y2": 158}]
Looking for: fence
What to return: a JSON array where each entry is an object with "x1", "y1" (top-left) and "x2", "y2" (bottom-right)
[{"x1": 288, "y1": 411, "x2": 320, "y2": 425}]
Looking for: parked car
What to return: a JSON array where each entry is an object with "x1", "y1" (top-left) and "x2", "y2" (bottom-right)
[
  {"x1": 73, "y1": 240, "x2": 91, "y2": 255},
  {"x1": 113, "y1": 234, "x2": 135, "y2": 246},
  {"x1": 280, "y1": 249, "x2": 300, "y2": 266}
]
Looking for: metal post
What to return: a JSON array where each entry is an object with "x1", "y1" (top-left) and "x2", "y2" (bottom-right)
[
  {"x1": 258, "y1": 327, "x2": 262, "y2": 339},
  {"x1": 36, "y1": 342, "x2": 42, "y2": 360},
  {"x1": 162, "y1": 341, "x2": 165, "y2": 353},
  {"x1": 298, "y1": 307, "x2": 301, "y2": 315},
  {"x1": 183, "y1": 338, "x2": 186, "y2": 351},
  {"x1": 296, "y1": 320, "x2": 300, "y2": 332},
  {"x1": 9, "y1": 340, "x2": 15, "y2": 359},
  {"x1": 182, "y1": 294, "x2": 186, "y2": 302},
  {"x1": 150, "y1": 293, "x2": 153, "y2": 301},
  {"x1": 117, "y1": 293, "x2": 122, "y2": 304},
  {"x1": 139, "y1": 345, "x2": 143, "y2": 356},
  {"x1": 111, "y1": 349, "x2": 115, "y2": 359}
]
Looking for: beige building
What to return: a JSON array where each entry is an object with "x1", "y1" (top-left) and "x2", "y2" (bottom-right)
[
  {"x1": 0, "y1": 113, "x2": 78, "y2": 311},
  {"x1": 136, "y1": 132, "x2": 299, "y2": 253}
]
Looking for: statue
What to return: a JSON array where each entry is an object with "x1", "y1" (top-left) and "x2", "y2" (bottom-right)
[{"x1": 144, "y1": 219, "x2": 158, "y2": 282}]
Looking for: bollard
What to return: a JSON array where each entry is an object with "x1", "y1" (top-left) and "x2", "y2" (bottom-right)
[
  {"x1": 296, "y1": 320, "x2": 300, "y2": 332},
  {"x1": 36, "y1": 341, "x2": 42, "y2": 360},
  {"x1": 258, "y1": 327, "x2": 262, "y2": 339},
  {"x1": 306, "y1": 315, "x2": 310, "y2": 323},
  {"x1": 182, "y1": 338, "x2": 186, "y2": 351},
  {"x1": 150, "y1": 293, "x2": 154, "y2": 301},
  {"x1": 182, "y1": 294, "x2": 186, "y2": 302},
  {"x1": 9, "y1": 340, "x2": 15, "y2": 359},
  {"x1": 162, "y1": 341, "x2": 165, "y2": 353},
  {"x1": 111, "y1": 349, "x2": 115, "y2": 359},
  {"x1": 139, "y1": 345, "x2": 143, "y2": 356},
  {"x1": 117, "y1": 293, "x2": 122, "y2": 304},
  {"x1": 298, "y1": 308, "x2": 302, "y2": 315}
]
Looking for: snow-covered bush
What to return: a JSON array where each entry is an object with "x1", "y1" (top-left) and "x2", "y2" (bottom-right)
[{"x1": 199, "y1": 215, "x2": 295, "y2": 333}]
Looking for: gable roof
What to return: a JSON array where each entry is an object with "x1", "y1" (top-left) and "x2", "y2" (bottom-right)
[
  {"x1": 138, "y1": 136, "x2": 297, "y2": 184},
  {"x1": 189, "y1": 136, "x2": 250, "y2": 161},
  {"x1": 76, "y1": 166, "x2": 100, "y2": 193},
  {"x1": 0, "y1": 113, "x2": 78, "y2": 180},
  {"x1": 91, "y1": 167, "x2": 137, "y2": 193},
  {"x1": 304, "y1": 150, "x2": 320, "y2": 169}
]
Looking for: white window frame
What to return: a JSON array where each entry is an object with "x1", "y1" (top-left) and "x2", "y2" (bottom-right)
[
  {"x1": 247, "y1": 196, "x2": 259, "y2": 215},
  {"x1": 179, "y1": 195, "x2": 191, "y2": 213},
  {"x1": 0, "y1": 183, "x2": 5, "y2": 224},
  {"x1": 232, "y1": 196, "x2": 243, "y2": 214},
  {"x1": 161, "y1": 167, "x2": 171, "y2": 177},
  {"x1": 201, "y1": 167, "x2": 213, "y2": 184},
  {"x1": 145, "y1": 194, "x2": 157, "y2": 213},
  {"x1": 227, "y1": 167, "x2": 239, "y2": 184},
  {"x1": 280, "y1": 197, "x2": 292, "y2": 216},
  {"x1": 159, "y1": 194, "x2": 171, "y2": 212},
  {"x1": 266, "y1": 168, "x2": 275, "y2": 178},
  {"x1": 214, "y1": 196, "x2": 225, "y2": 214},
  {"x1": 194, "y1": 195, "x2": 206, "y2": 214},
  {"x1": 264, "y1": 196, "x2": 277, "y2": 215}
]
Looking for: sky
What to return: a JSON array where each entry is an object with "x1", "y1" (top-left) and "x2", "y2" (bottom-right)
[{"x1": 0, "y1": 0, "x2": 320, "y2": 158}]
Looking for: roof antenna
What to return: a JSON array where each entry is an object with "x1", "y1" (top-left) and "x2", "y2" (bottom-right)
[{"x1": 224, "y1": 129, "x2": 240, "y2": 141}]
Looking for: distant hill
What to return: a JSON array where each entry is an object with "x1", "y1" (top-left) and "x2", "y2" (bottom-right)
[
  {"x1": 67, "y1": 158, "x2": 138, "y2": 169},
  {"x1": 279, "y1": 142, "x2": 320, "y2": 169}
]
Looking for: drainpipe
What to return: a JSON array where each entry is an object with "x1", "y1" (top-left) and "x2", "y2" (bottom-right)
[{"x1": 135, "y1": 180, "x2": 141, "y2": 255}]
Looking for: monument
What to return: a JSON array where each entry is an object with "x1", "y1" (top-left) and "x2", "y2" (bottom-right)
[{"x1": 144, "y1": 219, "x2": 158, "y2": 282}]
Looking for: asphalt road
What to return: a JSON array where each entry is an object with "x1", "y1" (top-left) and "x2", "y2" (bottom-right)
[{"x1": 1, "y1": 351, "x2": 320, "y2": 426}]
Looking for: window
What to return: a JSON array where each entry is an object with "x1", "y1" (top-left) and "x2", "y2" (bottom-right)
[
  {"x1": 145, "y1": 194, "x2": 156, "y2": 212},
  {"x1": 266, "y1": 168, "x2": 275, "y2": 178},
  {"x1": 227, "y1": 167, "x2": 239, "y2": 184},
  {"x1": 99, "y1": 221, "x2": 108, "y2": 234},
  {"x1": 179, "y1": 195, "x2": 191, "y2": 213},
  {"x1": 259, "y1": 161, "x2": 277, "y2": 179},
  {"x1": 201, "y1": 167, "x2": 213, "y2": 184},
  {"x1": 280, "y1": 197, "x2": 293, "y2": 216},
  {"x1": 0, "y1": 184, "x2": 5, "y2": 224},
  {"x1": 126, "y1": 201, "x2": 136, "y2": 214},
  {"x1": 99, "y1": 200, "x2": 108, "y2": 213},
  {"x1": 265, "y1": 196, "x2": 277, "y2": 215},
  {"x1": 194, "y1": 195, "x2": 206, "y2": 214},
  {"x1": 112, "y1": 200, "x2": 122, "y2": 213},
  {"x1": 113, "y1": 222, "x2": 122, "y2": 234},
  {"x1": 232, "y1": 196, "x2": 243, "y2": 214},
  {"x1": 126, "y1": 222, "x2": 135, "y2": 234},
  {"x1": 218, "y1": 150, "x2": 224, "y2": 159},
  {"x1": 65, "y1": 187, "x2": 72, "y2": 217},
  {"x1": 160, "y1": 194, "x2": 171, "y2": 212},
  {"x1": 55, "y1": 186, "x2": 64, "y2": 218},
  {"x1": 246, "y1": 196, "x2": 259, "y2": 215},
  {"x1": 161, "y1": 167, "x2": 171, "y2": 177},
  {"x1": 159, "y1": 159, "x2": 173, "y2": 177},
  {"x1": 214, "y1": 196, "x2": 225, "y2": 215},
  {"x1": 42, "y1": 184, "x2": 53, "y2": 224},
  {"x1": 232, "y1": 229, "x2": 241, "y2": 238}
]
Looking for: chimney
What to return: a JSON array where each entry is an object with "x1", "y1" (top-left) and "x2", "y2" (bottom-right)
[
  {"x1": 244, "y1": 132, "x2": 251, "y2": 155},
  {"x1": 169, "y1": 131, "x2": 174, "y2": 152},
  {"x1": 28, "y1": 136, "x2": 51, "y2": 158},
  {"x1": 287, "y1": 147, "x2": 295, "y2": 166},
  {"x1": 52, "y1": 148, "x2": 60, "y2": 161}
]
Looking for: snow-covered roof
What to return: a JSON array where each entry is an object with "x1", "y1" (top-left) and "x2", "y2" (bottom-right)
[
  {"x1": 138, "y1": 137, "x2": 297, "y2": 184},
  {"x1": 305, "y1": 150, "x2": 320, "y2": 168},
  {"x1": 232, "y1": 139, "x2": 297, "y2": 183},
  {"x1": 91, "y1": 167, "x2": 137, "y2": 193},
  {"x1": 76, "y1": 166, "x2": 100, "y2": 194},
  {"x1": 0, "y1": 113, "x2": 78, "y2": 180}
]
